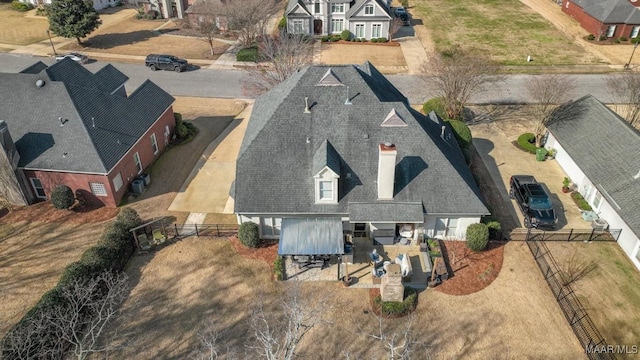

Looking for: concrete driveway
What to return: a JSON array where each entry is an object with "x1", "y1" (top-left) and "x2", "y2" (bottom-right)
[
  {"x1": 168, "y1": 103, "x2": 252, "y2": 214},
  {"x1": 469, "y1": 106, "x2": 587, "y2": 231}
]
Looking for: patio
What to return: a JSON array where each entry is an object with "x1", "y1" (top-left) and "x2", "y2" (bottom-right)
[{"x1": 284, "y1": 236, "x2": 429, "y2": 288}]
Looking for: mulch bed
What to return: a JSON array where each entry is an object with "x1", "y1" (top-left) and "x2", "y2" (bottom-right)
[
  {"x1": 229, "y1": 236, "x2": 278, "y2": 268},
  {"x1": 434, "y1": 240, "x2": 506, "y2": 296},
  {"x1": 0, "y1": 201, "x2": 119, "y2": 224},
  {"x1": 322, "y1": 39, "x2": 401, "y2": 47}
]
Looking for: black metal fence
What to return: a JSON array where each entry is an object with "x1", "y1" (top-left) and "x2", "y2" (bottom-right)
[
  {"x1": 167, "y1": 223, "x2": 239, "y2": 239},
  {"x1": 511, "y1": 228, "x2": 621, "y2": 242},
  {"x1": 527, "y1": 239, "x2": 616, "y2": 360}
]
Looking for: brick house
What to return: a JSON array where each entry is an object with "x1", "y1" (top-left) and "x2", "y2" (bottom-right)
[
  {"x1": 0, "y1": 59, "x2": 175, "y2": 208},
  {"x1": 562, "y1": 0, "x2": 640, "y2": 39}
]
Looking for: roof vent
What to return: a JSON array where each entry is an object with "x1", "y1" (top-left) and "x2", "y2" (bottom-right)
[
  {"x1": 441, "y1": 125, "x2": 446, "y2": 137},
  {"x1": 345, "y1": 86, "x2": 352, "y2": 105},
  {"x1": 36, "y1": 79, "x2": 45, "y2": 87},
  {"x1": 634, "y1": 169, "x2": 640, "y2": 180},
  {"x1": 383, "y1": 141, "x2": 393, "y2": 148},
  {"x1": 59, "y1": 117, "x2": 68, "y2": 126},
  {"x1": 91, "y1": 117, "x2": 95, "y2": 128},
  {"x1": 363, "y1": 133, "x2": 369, "y2": 139},
  {"x1": 304, "y1": 97, "x2": 311, "y2": 114},
  {"x1": 306, "y1": 137, "x2": 311, "y2": 144}
]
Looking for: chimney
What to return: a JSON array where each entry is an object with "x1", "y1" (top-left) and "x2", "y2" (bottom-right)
[
  {"x1": 377, "y1": 142, "x2": 397, "y2": 200},
  {"x1": 441, "y1": 125, "x2": 446, "y2": 137},
  {"x1": 304, "y1": 97, "x2": 311, "y2": 113}
]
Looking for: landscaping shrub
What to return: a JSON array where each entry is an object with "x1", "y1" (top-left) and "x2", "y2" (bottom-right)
[
  {"x1": 422, "y1": 97, "x2": 447, "y2": 118},
  {"x1": 321, "y1": 35, "x2": 330, "y2": 42},
  {"x1": 236, "y1": 47, "x2": 258, "y2": 62},
  {"x1": 517, "y1": 133, "x2": 537, "y2": 154},
  {"x1": 486, "y1": 220, "x2": 502, "y2": 240},
  {"x1": 146, "y1": 10, "x2": 158, "y2": 19},
  {"x1": 238, "y1": 221, "x2": 260, "y2": 248},
  {"x1": 50, "y1": 185, "x2": 75, "y2": 209},
  {"x1": 401, "y1": 0, "x2": 409, "y2": 7},
  {"x1": 614, "y1": 38, "x2": 621, "y2": 44},
  {"x1": 35, "y1": 4, "x2": 49, "y2": 16},
  {"x1": 633, "y1": 38, "x2": 640, "y2": 44},
  {"x1": 330, "y1": 34, "x2": 341, "y2": 42},
  {"x1": 340, "y1": 29, "x2": 351, "y2": 41},
  {"x1": 355, "y1": 38, "x2": 362, "y2": 42},
  {"x1": 571, "y1": 192, "x2": 593, "y2": 211},
  {"x1": 599, "y1": 35, "x2": 607, "y2": 41},
  {"x1": 466, "y1": 223, "x2": 489, "y2": 252},
  {"x1": 278, "y1": 16, "x2": 286, "y2": 30},
  {"x1": 620, "y1": 36, "x2": 628, "y2": 41},
  {"x1": 374, "y1": 287, "x2": 417, "y2": 316},
  {"x1": 10, "y1": 1, "x2": 34, "y2": 11},
  {"x1": 586, "y1": 34, "x2": 595, "y2": 41},
  {"x1": 274, "y1": 256, "x2": 285, "y2": 280},
  {"x1": 116, "y1": 207, "x2": 142, "y2": 231},
  {"x1": 446, "y1": 119, "x2": 472, "y2": 151}
]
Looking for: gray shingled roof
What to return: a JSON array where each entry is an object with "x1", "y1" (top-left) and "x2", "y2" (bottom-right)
[
  {"x1": 0, "y1": 60, "x2": 174, "y2": 173},
  {"x1": 547, "y1": 95, "x2": 640, "y2": 237},
  {"x1": 346, "y1": 0, "x2": 391, "y2": 18},
  {"x1": 573, "y1": 0, "x2": 640, "y2": 23},
  {"x1": 349, "y1": 202, "x2": 424, "y2": 222},
  {"x1": 312, "y1": 140, "x2": 341, "y2": 175},
  {"x1": 235, "y1": 63, "x2": 488, "y2": 217}
]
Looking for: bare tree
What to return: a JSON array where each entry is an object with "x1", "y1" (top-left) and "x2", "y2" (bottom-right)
[
  {"x1": 526, "y1": 74, "x2": 576, "y2": 147},
  {"x1": 389, "y1": 17, "x2": 403, "y2": 42},
  {"x1": 190, "y1": 318, "x2": 238, "y2": 360},
  {"x1": 198, "y1": 21, "x2": 221, "y2": 56},
  {"x1": 246, "y1": 280, "x2": 329, "y2": 360},
  {"x1": 354, "y1": 311, "x2": 429, "y2": 359},
  {"x1": 243, "y1": 31, "x2": 314, "y2": 95},
  {"x1": 607, "y1": 71, "x2": 640, "y2": 127},
  {"x1": 43, "y1": 271, "x2": 130, "y2": 360},
  {"x1": 1, "y1": 309, "x2": 67, "y2": 360},
  {"x1": 560, "y1": 251, "x2": 598, "y2": 286},
  {"x1": 420, "y1": 46, "x2": 501, "y2": 121},
  {"x1": 192, "y1": 0, "x2": 281, "y2": 48}
]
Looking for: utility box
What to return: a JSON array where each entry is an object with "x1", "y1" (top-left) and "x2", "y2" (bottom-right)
[
  {"x1": 140, "y1": 173, "x2": 151, "y2": 186},
  {"x1": 131, "y1": 179, "x2": 145, "y2": 194}
]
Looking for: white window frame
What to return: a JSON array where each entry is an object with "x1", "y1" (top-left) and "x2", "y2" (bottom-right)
[
  {"x1": 355, "y1": 23, "x2": 365, "y2": 38},
  {"x1": 133, "y1": 152, "x2": 143, "y2": 174},
  {"x1": 319, "y1": 180, "x2": 333, "y2": 200},
  {"x1": 364, "y1": 4, "x2": 374, "y2": 15},
  {"x1": 260, "y1": 217, "x2": 281, "y2": 238},
  {"x1": 293, "y1": 19, "x2": 304, "y2": 34},
  {"x1": 89, "y1": 182, "x2": 108, "y2": 197},
  {"x1": 150, "y1": 133, "x2": 158, "y2": 155},
  {"x1": 331, "y1": 19, "x2": 344, "y2": 33},
  {"x1": 371, "y1": 23, "x2": 382, "y2": 38},
  {"x1": 30, "y1": 178, "x2": 47, "y2": 199},
  {"x1": 434, "y1": 217, "x2": 458, "y2": 239},
  {"x1": 592, "y1": 191, "x2": 603, "y2": 210},
  {"x1": 632, "y1": 26, "x2": 640, "y2": 39},
  {"x1": 331, "y1": 3, "x2": 344, "y2": 13},
  {"x1": 314, "y1": 2, "x2": 321, "y2": 14},
  {"x1": 607, "y1": 25, "x2": 616, "y2": 38},
  {"x1": 113, "y1": 173, "x2": 123, "y2": 192}
]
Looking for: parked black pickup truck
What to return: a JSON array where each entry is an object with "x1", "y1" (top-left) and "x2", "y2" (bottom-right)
[
  {"x1": 145, "y1": 54, "x2": 189, "y2": 72},
  {"x1": 509, "y1": 175, "x2": 558, "y2": 229}
]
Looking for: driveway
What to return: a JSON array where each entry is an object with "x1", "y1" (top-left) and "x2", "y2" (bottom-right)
[
  {"x1": 168, "y1": 102, "x2": 252, "y2": 214},
  {"x1": 469, "y1": 105, "x2": 586, "y2": 231}
]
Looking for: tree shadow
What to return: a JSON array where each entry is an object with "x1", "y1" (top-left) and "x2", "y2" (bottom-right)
[{"x1": 81, "y1": 30, "x2": 162, "y2": 50}]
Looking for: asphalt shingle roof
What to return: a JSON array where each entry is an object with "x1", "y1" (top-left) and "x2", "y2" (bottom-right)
[
  {"x1": 573, "y1": 0, "x2": 640, "y2": 24},
  {"x1": 547, "y1": 95, "x2": 640, "y2": 237},
  {"x1": 235, "y1": 63, "x2": 488, "y2": 218},
  {"x1": 0, "y1": 60, "x2": 174, "y2": 173}
]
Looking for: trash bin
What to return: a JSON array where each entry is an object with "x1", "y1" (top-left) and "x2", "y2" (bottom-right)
[{"x1": 536, "y1": 148, "x2": 548, "y2": 161}]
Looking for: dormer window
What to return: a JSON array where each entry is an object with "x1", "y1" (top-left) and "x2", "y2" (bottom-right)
[
  {"x1": 364, "y1": 4, "x2": 374, "y2": 15},
  {"x1": 315, "y1": 170, "x2": 339, "y2": 204},
  {"x1": 319, "y1": 180, "x2": 333, "y2": 200}
]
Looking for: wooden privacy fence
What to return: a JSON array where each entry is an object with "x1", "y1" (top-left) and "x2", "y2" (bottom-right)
[
  {"x1": 527, "y1": 239, "x2": 615, "y2": 360},
  {"x1": 511, "y1": 228, "x2": 621, "y2": 242}
]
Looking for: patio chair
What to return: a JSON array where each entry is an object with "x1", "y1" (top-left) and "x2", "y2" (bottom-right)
[{"x1": 368, "y1": 249, "x2": 384, "y2": 267}]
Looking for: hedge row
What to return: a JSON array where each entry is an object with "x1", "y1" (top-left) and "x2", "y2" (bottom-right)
[
  {"x1": 1, "y1": 208, "x2": 142, "y2": 358},
  {"x1": 10, "y1": 1, "x2": 34, "y2": 11},
  {"x1": 517, "y1": 132, "x2": 537, "y2": 154},
  {"x1": 236, "y1": 47, "x2": 258, "y2": 62},
  {"x1": 373, "y1": 287, "x2": 417, "y2": 316},
  {"x1": 571, "y1": 192, "x2": 593, "y2": 211}
]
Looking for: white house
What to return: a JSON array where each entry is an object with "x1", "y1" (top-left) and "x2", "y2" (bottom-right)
[
  {"x1": 20, "y1": 0, "x2": 119, "y2": 11},
  {"x1": 285, "y1": 0, "x2": 392, "y2": 40},
  {"x1": 232, "y1": 63, "x2": 489, "y2": 258},
  {"x1": 546, "y1": 95, "x2": 640, "y2": 270}
]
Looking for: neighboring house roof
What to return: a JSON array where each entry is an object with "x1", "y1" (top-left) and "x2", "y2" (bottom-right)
[
  {"x1": 571, "y1": 0, "x2": 640, "y2": 24},
  {"x1": 0, "y1": 59, "x2": 174, "y2": 174},
  {"x1": 346, "y1": 0, "x2": 391, "y2": 18},
  {"x1": 235, "y1": 63, "x2": 488, "y2": 217},
  {"x1": 286, "y1": 0, "x2": 390, "y2": 19},
  {"x1": 547, "y1": 94, "x2": 640, "y2": 237}
]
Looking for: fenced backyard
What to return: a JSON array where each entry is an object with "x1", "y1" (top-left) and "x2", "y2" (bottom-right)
[
  {"x1": 527, "y1": 239, "x2": 615, "y2": 360},
  {"x1": 511, "y1": 228, "x2": 621, "y2": 242}
]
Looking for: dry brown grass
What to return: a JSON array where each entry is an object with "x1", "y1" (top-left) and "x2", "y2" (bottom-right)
[
  {"x1": 319, "y1": 42, "x2": 407, "y2": 69},
  {"x1": 0, "y1": 4, "x2": 49, "y2": 45},
  {"x1": 545, "y1": 241, "x2": 640, "y2": 359}
]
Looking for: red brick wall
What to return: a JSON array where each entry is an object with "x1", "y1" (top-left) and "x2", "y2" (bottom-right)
[
  {"x1": 22, "y1": 106, "x2": 175, "y2": 208},
  {"x1": 562, "y1": 0, "x2": 638, "y2": 38}
]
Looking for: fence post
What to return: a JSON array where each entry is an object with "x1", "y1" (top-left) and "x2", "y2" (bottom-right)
[
  {"x1": 195, "y1": 224, "x2": 199, "y2": 237},
  {"x1": 568, "y1": 228, "x2": 572, "y2": 242},
  {"x1": 588, "y1": 228, "x2": 595, "y2": 242},
  {"x1": 216, "y1": 224, "x2": 220, "y2": 237},
  {"x1": 175, "y1": 224, "x2": 179, "y2": 237}
]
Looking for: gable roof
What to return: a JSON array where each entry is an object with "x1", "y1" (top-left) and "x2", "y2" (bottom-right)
[
  {"x1": 346, "y1": 0, "x2": 391, "y2": 18},
  {"x1": 547, "y1": 95, "x2": 640, "y2": 237},
  {"x1": 235, "y1": 63, "x2": 488, "y2": 217},
  {"x1": 572, "y1": 0, "x2": 640, "y2": 23},
  {"x1": 0, "y1": 60, "x2": 174, "y2": 174},
  {"x1": 285, "y1": 0, "x2": 311, "y2": 16}
]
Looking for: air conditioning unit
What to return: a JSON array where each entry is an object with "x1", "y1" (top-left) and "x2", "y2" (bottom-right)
[
  {"x1": 131, "y1": 179, "x2": 145, "y2": 194},
  {"x1": 591, "y1": 218, "x2": 609, "y2": 231},
  {"x1": 139, "y1": 173, "x2": 151, "y2": 186}
]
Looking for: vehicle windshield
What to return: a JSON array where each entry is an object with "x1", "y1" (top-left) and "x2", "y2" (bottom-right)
[{"x1": 529, "y1": 197, "x2": 552, "y2": 210}]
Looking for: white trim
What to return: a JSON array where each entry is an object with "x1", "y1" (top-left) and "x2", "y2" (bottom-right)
[
  {"x1": 355, "y1": 23, "x2": 365, "y2": 38},
  {"x1": 29, "y1": 177, "x2": 47, "y2": 199},
  {"x1": 331, "y1": 3, "x2": 345, "y2": 13},
  {"x1": 371, "y1": 23, "x2": 382, "y2": 38},
  {"x1": 89, "y1": 182, "x2": 108, "y2": 197},
  {"x1": 364, "y1": 4, "x2": 374, "y2": 15},
  {"x1": 331, "y1": 18, "x2": 344, "y2": 33},
  {"x1": 133, "y1": 152, "x2": 143, "y2": 174},
  {"x1": 113, "y1": 172, "x2": 123, "y2": 192},
  {"x1": 150, "y1": 133, "x2": 158, "y2": 155}
]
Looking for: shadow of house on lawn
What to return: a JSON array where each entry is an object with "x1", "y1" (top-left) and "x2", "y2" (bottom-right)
[{"x1": 75, "y1": 30, "x2": 163, "y2": 50}]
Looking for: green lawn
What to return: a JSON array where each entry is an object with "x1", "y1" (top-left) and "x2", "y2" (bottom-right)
[
  {"x1": 0, "y1": 4, "x2": 49, "y2": 45},
  {"x1": 412, "y1": 0, "x2": 601, "y2": 65},
  {"x1": 545, "y1": 241, "x2": 640, "y2": 359}
]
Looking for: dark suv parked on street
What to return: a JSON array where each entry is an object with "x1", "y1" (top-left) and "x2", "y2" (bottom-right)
[
  {"x1": 509, "y1": 175, "x2": 558, "y2": 229},
  {"x1": 145, "y1": 54, "x2": 189, "y2": 72}
]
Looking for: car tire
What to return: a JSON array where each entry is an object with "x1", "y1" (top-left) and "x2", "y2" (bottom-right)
[
  {"x1": 174, "y1": 66, "x2": 182, "y2": 73},
  {"x1": 149, "y1": 64, "x2": 157, "y2": 71}
]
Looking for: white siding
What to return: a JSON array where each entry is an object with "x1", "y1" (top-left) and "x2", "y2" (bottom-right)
[{"x1": 423, "y1": 215, "x2": 481, "y2": 240}]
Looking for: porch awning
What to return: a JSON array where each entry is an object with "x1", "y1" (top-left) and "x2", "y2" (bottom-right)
[
  {"x1": 348, "y1": 202, "x2": 424, "y2": 223},
  {"x1": 278, "y1": 218, "x2": 344, "y2": 256}
]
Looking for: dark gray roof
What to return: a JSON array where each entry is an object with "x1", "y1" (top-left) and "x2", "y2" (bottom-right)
[
  {"x1": 235, "y1": 63, "x2": 488, "y2": 217},
  {"x1": 312, "y1": 140, "x2": 341, "y2": 175},
  {"x1": 349, "y1": 202, "x2": 424, "y2": 222},
  {"x1": 0, "y1": 60, "x2": 174, "y2": 173},
  {"x1": 573, "y1": 0, "x2": 640, "y2": 24},
  {"x1": 547, "y1": 95, "x2": 640, "y2": 237},
  {"x1": 346, "y1": 0, "x2": 391, "y2": 18},
  {"x1": 278, "y1": 217, "x2": 344, "y2": 255},
  {"x1": 20, "y1": 61, "x2": 48, "y2": 74}
]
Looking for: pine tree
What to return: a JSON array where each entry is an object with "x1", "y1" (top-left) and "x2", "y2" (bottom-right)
[{"x1": 48, "y1": 0, "x2": 101, "y2": 46}]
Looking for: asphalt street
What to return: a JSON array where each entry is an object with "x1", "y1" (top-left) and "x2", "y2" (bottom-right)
[{"x1": 0, "y1": 53, "x2": 616, "y2": 104}]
